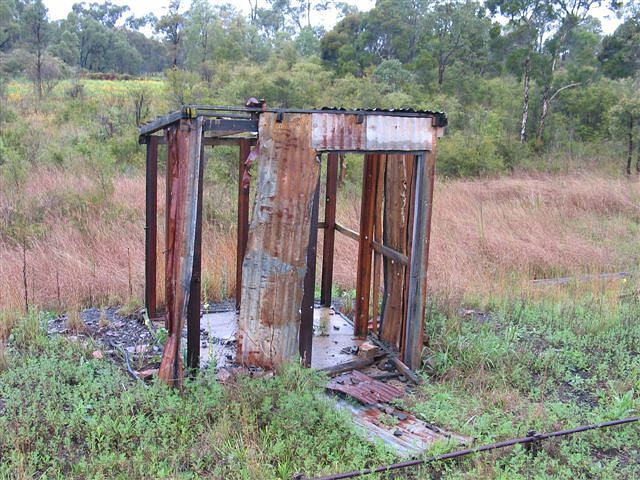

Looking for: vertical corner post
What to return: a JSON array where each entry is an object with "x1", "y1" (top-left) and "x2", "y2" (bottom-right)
[
  {"x1": 403, "y1": 149, "x2": 436, "y2": 370},
  {"x1": 159, "y1": 118, "x2": 204, "y2": 387},
  {"x1": 300, "y1": 169, "x2": 321, "y2": 367},
  {"x1": 145, "y1": 135, "x2": 159, "y2": 319},
  {"x1": 371, "y1": 155, "x2": 386, "y2": 335},
  {"x1": 236, "y1": 139, "x2": 251, "y2": 310},
  {"x1": 186, "y1": 137, "x2": 205, "y2": 373},
  {"x1": 320, "y1": 152, "x2": 339, "y2": 307},
  {"x1": 354, "y1": 154, "x2": 379, "y2": 338}
]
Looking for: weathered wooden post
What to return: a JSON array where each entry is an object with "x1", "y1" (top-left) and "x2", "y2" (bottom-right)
[
  {"x1": 144, "y1": 135, "x2": 159, "y2": 319},
  {"x1": 237, "y1": 112, "x2": 320, "y2": 369},
  {"x1": 158, "y1": 117, "x2": 204, "y2": 387}
]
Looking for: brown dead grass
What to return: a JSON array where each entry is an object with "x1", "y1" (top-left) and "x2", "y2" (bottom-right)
[
  {"x1": 331, "y1": 173, "x2": 640, "y2": 309},
  {"x1": 1, "y1": 169, "x2": 639, "y2": 313}
]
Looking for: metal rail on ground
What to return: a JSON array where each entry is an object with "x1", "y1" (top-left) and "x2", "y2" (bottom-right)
[{"x1": 295, "y1": 416, "x2": 640, "y2": 480}]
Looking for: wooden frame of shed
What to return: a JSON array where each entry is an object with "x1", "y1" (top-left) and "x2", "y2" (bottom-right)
[{"x1": 139, "y1": 104, "x2": 446, "y2": 387}]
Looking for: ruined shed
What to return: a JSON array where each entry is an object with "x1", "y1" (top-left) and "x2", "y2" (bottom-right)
[{"x1": 138, "y1": 104, "x2": 446, "y2": 386}]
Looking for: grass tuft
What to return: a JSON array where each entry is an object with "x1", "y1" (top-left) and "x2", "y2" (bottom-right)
[{"x1": 65, "y1": 307, "x2": 85, "y2": 333}]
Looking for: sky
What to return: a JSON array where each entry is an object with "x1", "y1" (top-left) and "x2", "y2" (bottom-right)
[{"x1": 43, "y1": 0, "x2": 623, "y2": 35}]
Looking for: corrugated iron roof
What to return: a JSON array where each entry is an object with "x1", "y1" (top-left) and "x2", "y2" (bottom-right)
[{"x1": 139, "y1": 104, "x2": 447, "y2": 137}]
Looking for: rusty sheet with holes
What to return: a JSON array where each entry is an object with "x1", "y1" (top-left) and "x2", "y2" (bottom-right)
[
  {"x1": 327, "y1": 370, "x2": 404, "y2": 404},
  {"x1": 335, "y1": 399, "x2": 472, "y2": 457}
]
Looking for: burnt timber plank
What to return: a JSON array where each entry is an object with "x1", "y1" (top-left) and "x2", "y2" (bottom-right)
[
  {"x1": 237, "y1": 113, "x2": 320, "y2": 369},
  {"x1": 403, "y1": 149, "x2": 436, "y2": 370},
  {"x1": 159, "y1": 118, "x2": 204, "y2": 387},
  {"x1": 300, "y1": 174, "x2": 320, "y2": 367},
  {"x1": 371, "y1": 155, "x2": 385, "y2": 335},
  {"x1": 186, "y1": 139, "x2": 205, "y2": 373},
  {"x1": 354, "y1": 154, "x2": 379, "y2": 338},
  {"x1": 145, "y1": 136, "x2": 158, "y2": 319},
  {"x1": 320, "y1": 153, "x2": 339, "y2": 307},
  {"x1": 236, "y1": 139, "x2": 252, "y2": 310}
]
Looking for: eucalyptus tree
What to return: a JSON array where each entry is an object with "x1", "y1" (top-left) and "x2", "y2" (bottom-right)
[
  {"x1": 610, "y1": 77, "x2": 640, "y2": 174},
  {"x1": 156, "y1": 0, "x2": 184, "y2": 67},
  {"x1": 0, "y1": 0, "x2": 20, "y2": 52},
  {"x1": 21, "y1": 0, "x2": 50, "y2": 99},
  {"x1": 420, "y1": 0, "x2": 492, "y2": 85},
  {"x1": 599, "y1": 9, "x2": 640, "y2": 79},
  {"x1": 534, "y1": 0, "x2": 621, "y2": 143},
  {"x1": 487, "y1": 0, "x2": 554, "y2": 143}
]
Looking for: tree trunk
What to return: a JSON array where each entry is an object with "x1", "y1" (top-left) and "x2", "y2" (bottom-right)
[
  {"x1": 437, "y1": 62, "x2": 445, "y2": 85},
  {"x1": 536, "y1": 87, "x2": 551, "y2": 143},
  {"x1": 627, "y1": 114, "x2": 633, "y2": 176},
  {"x1": 35, "y1": 23, "x2": 43, "y2": 100},
  {"x1": 520, "y1": 56, "x2": 530, "y2": 143},
  {"x1": 636, "y1": 118, "x2": 640, "y2": 174},
  {"x1": 36, "y1": 48, "x2": 43, "y2": 100}
]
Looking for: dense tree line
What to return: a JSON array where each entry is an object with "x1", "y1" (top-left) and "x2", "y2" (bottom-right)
[{"x1": 0, "y1": 0, "x2": 639, "y2": 174}]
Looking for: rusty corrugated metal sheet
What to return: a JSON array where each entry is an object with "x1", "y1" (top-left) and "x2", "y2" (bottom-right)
[
  {"x1": 311, "y1": 113, "x2": 365, "y2": 150},
  {"x1": 327, "y1": 370, "x2": 404, "y2": 404},
  {"x1": 237, "y1": 112, "x2": 320, "y2": 369},
  {"x1": 311, "y1": 114, "x2": 434, "y2": 152},
  {"x1": 365, "y1": 116, "x2": 433, "y2": 151},
  {"x1": 335, "y1": 399, "x2": 471, "y2": 457}
]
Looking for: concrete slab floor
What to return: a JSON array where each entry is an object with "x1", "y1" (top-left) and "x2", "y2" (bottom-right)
[{"x1": 198, "y1": 306, "x2": 364, "y2": 370}]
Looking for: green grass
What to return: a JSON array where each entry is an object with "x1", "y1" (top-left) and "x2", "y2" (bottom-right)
[
  {"x1": 408, "y1": 295, "x2": 640, "y2": 479},
  {"x1": 7, "y1": 78, "x2": 165, "y2": 101},
  {"x1": 1, "y1": 294, "x2": 639, "y2": 479},
  {"x1": 0, "y1": 314, "x2": 392, "y2": 479}
]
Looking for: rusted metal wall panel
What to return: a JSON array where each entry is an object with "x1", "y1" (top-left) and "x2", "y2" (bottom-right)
[
  {"x1": 311, "y1": 114, "x2": 434, "y2": 152},
  {"x1": 237, "y1": 112, "x2": 320, "y2": 369},
  {"x1": 365, "y1": 117, "x2": 433, "y2": 151},
  {"x1": 380, "y1": 154, "x2": 414, "y2": 349},
  {"x1": 311, "y1": 114, "x2": 365, "y2": 151},
  {"x1": 159, "y1": 118, "x2": 203, "y2": 387}
]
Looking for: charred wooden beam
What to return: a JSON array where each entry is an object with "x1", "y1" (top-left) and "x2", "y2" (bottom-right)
[
  {"x1": 354, "y1": 154, "x2": 379, "y2": 338},
  {"x1": 237, "y1": 112, "x2": 320, "y2": 369},
  {"x1": 236, "y1": 139, "x2": 252, "y2": 310},
  {"x1": 371, "y1": 155, "x2": 385, "y2": 335},
  {"x1": 320, "y1": 153, "x2": 339, "y2": 307},
  {"x1": 300, "y1": 173, "x2": 321, "y2": 366},
  {"x1": 202, "y1": 118, "x2": 258, "y2": 135},
  {"x1": 403, "y1": 150, "x2": 436, "y2": 370},
  {"x1": 186, "y1": 139, "x2": 205, "y2": 373},
  {"x1": 144, "y1": 136, "x2": 159, "y2": 319},
  {"x1": 140, "y1": 135, "x2": 257, "y2": 146}
]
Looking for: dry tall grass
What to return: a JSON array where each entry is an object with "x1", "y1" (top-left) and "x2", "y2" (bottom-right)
[
  {"x1": 331, "y1": 173, "x2": 640, "y2": 308},
  {"x1": 1, "y1": 169, "x2": 639, "y2": 313}
]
